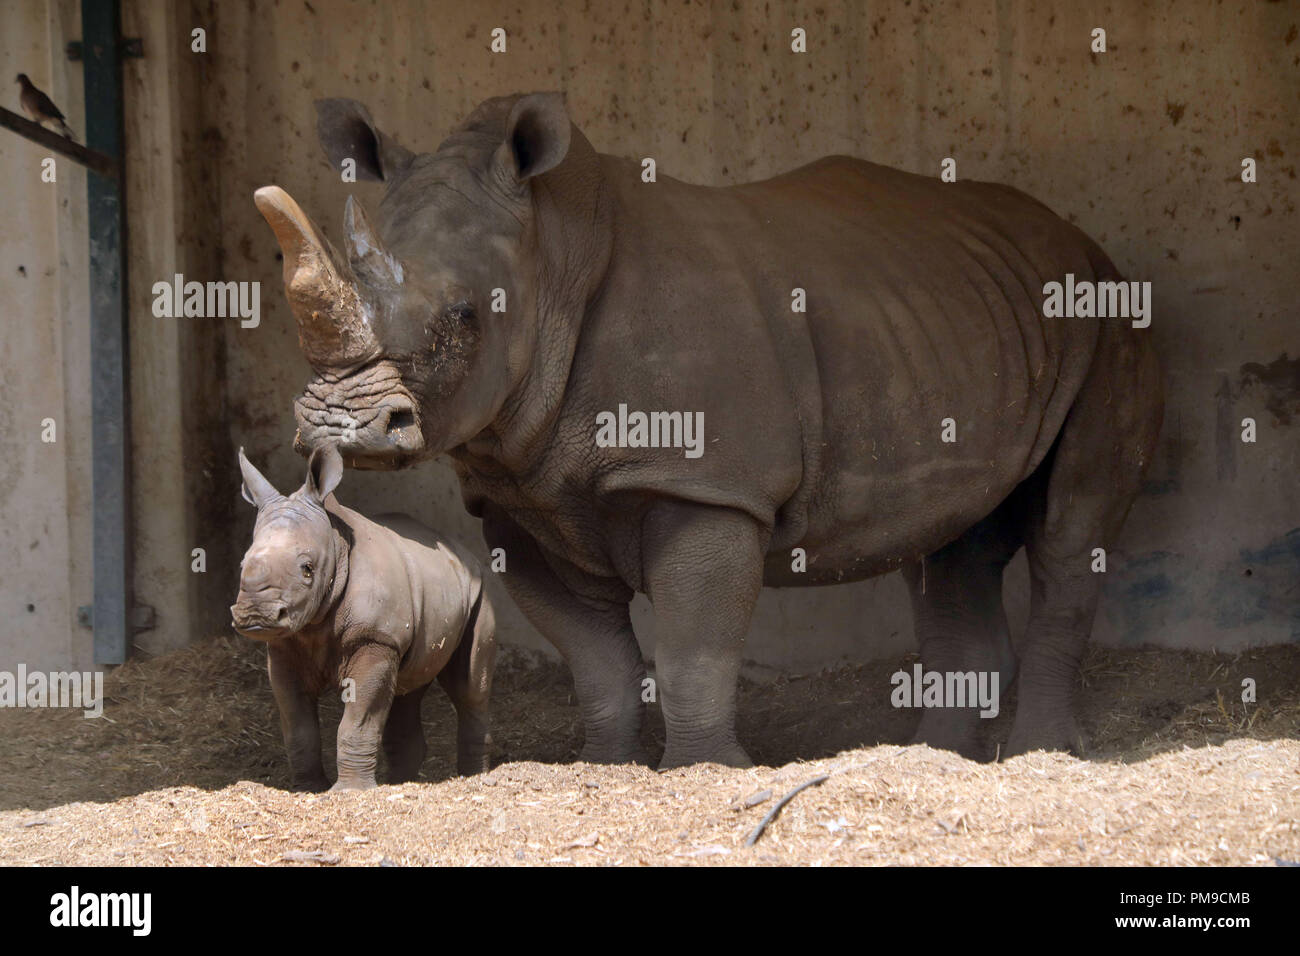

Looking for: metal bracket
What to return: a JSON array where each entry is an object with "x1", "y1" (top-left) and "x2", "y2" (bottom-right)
[
  {"x1": 77, "y1": 605, "x2": 156, "y2": 632},
  {"x1": 66, "y1": 38, "x2": 143, "y2": 61}
]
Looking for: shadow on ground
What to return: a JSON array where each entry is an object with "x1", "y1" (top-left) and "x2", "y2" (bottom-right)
[{"x1": 0, "y1": 635, "x2": 1296, "y2": 811}]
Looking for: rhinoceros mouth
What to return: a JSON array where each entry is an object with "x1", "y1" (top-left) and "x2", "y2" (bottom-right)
[
  {"x1": 293, "y1": 368, "x2": 426, "y2": 467},
  {"x1": 232, "y1": 619, "x2": 295, "y2": 641},
  {"x1": 231, "y1": 600, "x2": 295, "y2": 638}
]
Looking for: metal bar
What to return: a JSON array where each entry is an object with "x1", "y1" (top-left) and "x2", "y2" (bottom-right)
[
  {"x1": 0, "y1": 106, "x2": 117, "y2": 178},
  {"x1": 82, "y1": 0, "x2": 130, "y2": 665}
]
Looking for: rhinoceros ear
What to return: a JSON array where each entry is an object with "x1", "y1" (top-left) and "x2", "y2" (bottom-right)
[
  {"x1": 303, "y1": 442, "x2": 344, "y2": 505},
  {"x1": 315, "y1": 98, "x2": 413, "y2": 182},
  {"x1": 495, "y1": 92, "x2": 571, "y2": 185},
  {"x1": 238, "y1": 448, "x2": 280, "y2": 509}
]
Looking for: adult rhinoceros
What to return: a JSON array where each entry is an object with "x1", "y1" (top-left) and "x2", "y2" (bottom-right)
[{"x1": 253, "y1": 92, "x2": 1162, "y2": 768}]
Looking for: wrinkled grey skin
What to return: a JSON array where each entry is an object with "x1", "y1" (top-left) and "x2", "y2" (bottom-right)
[
  {"x1": 254, "y1": 92, "x2": 1162, "y2": 767},
  {"x1": 231, "y1": 443, "x2": 495, "y2": 789}
]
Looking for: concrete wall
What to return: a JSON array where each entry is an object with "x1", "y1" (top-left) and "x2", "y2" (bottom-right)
[
  {"x1": 1, "y1": 0, "x2": 236, "y2": 670},
  {"x1": 121, "y1": 0, "x2": 239, "y2": 657},
  {"x1": 3, "y1": 0, "x2": 1297, "y2": 671},
  {"x1": 0, "y1": 0, "x2": 92, "y2": 671}
]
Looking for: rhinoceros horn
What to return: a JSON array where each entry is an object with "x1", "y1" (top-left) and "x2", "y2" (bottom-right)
[
  {"x1": 343, "y1": 194, "x2": 402, "y2": 287},
  {"x1": 253, "y1": 185, "x2": 379, "y2": 369}
]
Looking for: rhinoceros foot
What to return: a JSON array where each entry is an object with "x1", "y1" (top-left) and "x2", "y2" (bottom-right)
[
  {"x1": 578, "y1": 740, "x2": 653, "y2": 767},
  {"x1": 657, "y1": 740, "x2": 752, "y2": 771},
  {"x1": 290, "y1": 773, "x2": 331, "y2": 793},
  {"x1": 911, "y1": 709, "x2": 991, "y2": 762},
  {"x1": 1002, "y1": 715, "x2": 1087, "y2": 759}
]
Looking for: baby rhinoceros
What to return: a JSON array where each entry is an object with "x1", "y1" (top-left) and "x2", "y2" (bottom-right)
[{"x1": 230, "y1": 443, "x2": 496, "y2": 791}]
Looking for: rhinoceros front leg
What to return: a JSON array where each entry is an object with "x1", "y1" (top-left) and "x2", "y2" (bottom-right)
[
  {"x1": 267, "y1": 645, "x2": 328, "y2": 792},
  {"x1": 332, "y1": 641, "x2": 400, "y2": 790},
  {"x1": 482, "y1": 505, "x2": 648, "y2": 764},
  {"x1": 642, "y1": 501, "x2": 768, "y2": 770}
]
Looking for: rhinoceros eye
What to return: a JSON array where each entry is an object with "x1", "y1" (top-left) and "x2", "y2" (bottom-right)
[
  {"x1": 444, "y1": 301, "x2": 475, "y2": 324},
  {"x1": 300, "y1": 561, "x2": 314, "y2": 582}
]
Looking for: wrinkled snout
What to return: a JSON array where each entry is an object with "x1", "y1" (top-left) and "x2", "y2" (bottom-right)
[
  {"x1": 293, "y1": 367, "x2": 425, "y2": 469},
  {"x1": 230, "y1": 596, "x2": 292, "y2": 639},
  {"x1": 231, "y1": 554, "x2": 294, "y2": 639}
]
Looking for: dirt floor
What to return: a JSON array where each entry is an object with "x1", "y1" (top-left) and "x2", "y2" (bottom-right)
[{"x1": 0, "y1": 637, "x2": 1297, "y2": 865}]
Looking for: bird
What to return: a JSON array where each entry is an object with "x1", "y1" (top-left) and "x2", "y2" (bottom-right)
[{"x1": 16, "y1": 73, "x2": 75, "y2": 140}]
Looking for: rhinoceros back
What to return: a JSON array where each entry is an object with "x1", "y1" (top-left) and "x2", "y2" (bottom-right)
[{"x1": 582, "y1": 153, "x2": 1117, "y2": 569}]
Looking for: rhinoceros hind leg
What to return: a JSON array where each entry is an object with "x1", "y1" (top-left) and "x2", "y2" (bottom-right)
[
  {"x1": 482, "y1": 505, "x2": 649, "y2": 765},
  {"x1": 904, "y1": 490, "x2": 1027, "y2": 762},
  {"x1": 1004, "y1": 517, "x2": 1100, "y2": 759},
  {"x1": 1004, "y1": 325, "x2": 1163, "y2": 758},
  {"x1": 382, "y1": 685, "x2": 428, "y2": 782},
  {"x1": 439, "y1": 590, "x2": 497, "y2": 775}
]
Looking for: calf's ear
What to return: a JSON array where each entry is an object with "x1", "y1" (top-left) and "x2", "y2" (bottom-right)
[
  {"x1": 315, "y1": 98, "x2": 413, "y2": 182},
  {"x1": 494, "y1": 92, "x2": 571, "y2": 187},
  {"x1": 238, "y1": 448, "x2": 280, "y2": 508},
  {"x1": 304, "y1": 442, "x2": 344, "y2": 504}
]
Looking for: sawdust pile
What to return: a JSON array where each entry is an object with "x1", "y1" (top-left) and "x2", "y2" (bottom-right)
[{"x1": 0, "y1": 637, "x2": 1296, "y2": 865}]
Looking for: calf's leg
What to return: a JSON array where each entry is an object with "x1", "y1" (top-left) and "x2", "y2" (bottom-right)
[
  {"x1": 438, "y1": 590, "x2": 497, "y2": 775},
  {"x1": 267, "y1": 645, "x2": 328, "y2": 792},
  {"x1": 332, "y1": 642, "x2": 400, "y2": 790},
  {"x1": 382, "y1": 685, "x2": 428, "y2": 783}
]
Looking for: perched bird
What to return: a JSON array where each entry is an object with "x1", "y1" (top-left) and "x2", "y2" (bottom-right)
[{"x1": 16, "y1": 73, "x2": 75, "y2": 140}]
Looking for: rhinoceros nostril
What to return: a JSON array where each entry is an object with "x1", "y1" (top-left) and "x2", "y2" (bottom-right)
[
  {"x1": 276, "y1": 606, "x2": 289, "y2": 622},
  {"x1": 386, "y1": 408, "x2": 416, "y2": 436}
]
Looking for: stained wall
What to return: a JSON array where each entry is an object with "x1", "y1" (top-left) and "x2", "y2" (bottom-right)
[{"x1": 3, "y1": 0, "x2": 1297, "y2": 671}]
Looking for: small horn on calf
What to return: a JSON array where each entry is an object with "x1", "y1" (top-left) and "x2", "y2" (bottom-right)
[
  {"x1": 345, "y1": 194, "x2": 403, "y2": 287},
  {"x1": 253, "y1": 185, "x2": 379, "y2": 368}
]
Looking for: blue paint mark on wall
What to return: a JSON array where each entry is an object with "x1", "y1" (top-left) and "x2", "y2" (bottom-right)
[
  {"x1": 1214, "y1": 528, "x2": 1300, "y2": 638},
  {"x1": 1108, "y1": 550, "x2": 1194, "y2": 645}
]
